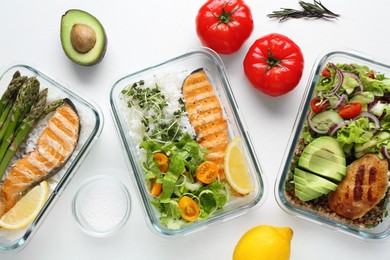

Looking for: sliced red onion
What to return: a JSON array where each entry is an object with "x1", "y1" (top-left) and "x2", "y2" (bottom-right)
[
  {"x1": 381, "y1": 145, "x2": 390, "y2": 160},
  {"x1": 354, "y1": 111, "x2": 381, "y2": 129},
  {"x1": 306, "y1": 111, "x2": 328, "y2": 134},
  {"x1": 327, "y1": 120, "x2": 351, "y2": 136},
  {"x1": 332, "y1": 93, "x2": 347, "y2": 110},
  {"x1": 342, "y1": 71, "x2": 364, "y2": 93},
  {"x1": 326, "y1": 63, "x2": 344, "y2": 96}
]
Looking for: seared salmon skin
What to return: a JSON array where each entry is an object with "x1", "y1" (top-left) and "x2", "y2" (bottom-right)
[
  {"x1": 0, "y1": 100, "x2": 80, "y2": 213},
  {"x1": 182, "y1": 69, "x2": 228, "y2": 179}
]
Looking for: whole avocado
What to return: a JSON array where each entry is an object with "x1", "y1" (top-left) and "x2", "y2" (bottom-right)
[{"x1": 60, "y1": 9, "x2": 107, "y2": 66}]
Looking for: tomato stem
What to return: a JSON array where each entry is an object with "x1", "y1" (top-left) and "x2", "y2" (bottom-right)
[
  {"x1": 265, "y1": 48, "x2": 287, "y2": 72},
  {"x1": 218, "y1": 1, "x2": 240, "y2": 23}
]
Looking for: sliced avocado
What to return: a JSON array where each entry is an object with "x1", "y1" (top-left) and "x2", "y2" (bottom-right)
[
  {"x1": 311, "y1": 110, "x2": 344, "y2": 132},
  {"x1": 60, "y1": 9, "x2": 107, "y2": 66},
  {"x1": 303, "y1": 136, "x2": 345, "y2": 157},
  {"x1": 298, "y1": 156, "x2": 345, "y2": 181},
  {"x1": 294, "y1": 189, "x2": 316, "y2": 202},
  {"x1": 301, "y1": 145, "x2": 346, "y2": 166},
  {"x1": 294, "y1": 183, "x2": 323, "y2": 199},
  {"x1": 294, "y1": 168, "x2": 338, "y2": 193}
]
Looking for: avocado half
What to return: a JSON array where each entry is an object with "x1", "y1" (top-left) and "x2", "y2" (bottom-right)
[{"x1": 60, "y1": 9, "x2": 107, "y2": 66}]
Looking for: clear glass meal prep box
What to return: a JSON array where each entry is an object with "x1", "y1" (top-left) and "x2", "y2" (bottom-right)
[
  {"x1": 0, "y1": 64, "x2": 103, "y2": 252},
  {"x1": 109, "y1": 47, "x2": 267, "y2": 237},
  {"x1": 276, "y1": 49, "x2": 390, "y2": 239}
]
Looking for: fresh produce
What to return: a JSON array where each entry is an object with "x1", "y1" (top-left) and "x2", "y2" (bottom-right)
[
  {"x1": 224, "y1": 136, "x2": 254, "y2": 195},
  {"x1": 120, "y1": 69, "x2": 255, "y2": 229},
  {"x1": 0, "y1": 181, "x2": 49, "y2": 230},
  {"x1": 60, "y1": 9, "x2": 107, "y2": 66},
  {"x1": 286, "y1": 62, "x2": 390, "y2": 227},
  {"x1": 0, "y1": 99, "x2": 80, "y2": 215},
  {"x1": 195, "y1": 0, "x2": 254, "y2": 54},
  {"x1": 268, "y1": 0, "x2": 339, "y2": 22},
  {"x1": 178, "y1": 196, "x2": 200, "y2": 222},
  {"x1": 243, "y1": 33, "x2": 304, "y2": 96},
  {"x1": 0, "y1": 72, "x2": 65, "y2": 180},
  {"x1": 233, "y1": 225, "x2": 293, "y2": 260},
  {"x1": 121, "y1": 75, "x2": 229, "y2": 229}
]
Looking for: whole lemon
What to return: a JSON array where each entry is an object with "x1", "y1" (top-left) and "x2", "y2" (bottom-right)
[{"x1": 233, "y1": 225, "x2": 293, "y2": 260}]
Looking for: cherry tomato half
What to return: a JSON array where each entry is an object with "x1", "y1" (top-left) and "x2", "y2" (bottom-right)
[
  {"x1": 243, "y1": 33, "x2": 304, "y2": 96},
  {"x1": 196, "y1": 0, "x2": 254, "y2": 54},
  {"x1": 321, "y1": 68, "x2": 331, "y2": 77},
  {"x1": 196, "y1": 161, "x2": 218, "y2": 184},
  {"x1": 338, "y1": 102, "x2": 362, "y2": 119},
  {"x1": 178, "y1": 196, "x2": 199, "y2": 222},
  {"x1": 310, "y1": 98, "x2": 330, "y2": 113}
]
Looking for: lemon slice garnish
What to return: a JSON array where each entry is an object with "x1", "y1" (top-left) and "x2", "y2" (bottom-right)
[
  {"x1": 224, "y1": 136, "x2": 254, "y2": 195},
  {"x1": 0, "y1": 181, "x2": 49, "y2": 230}
]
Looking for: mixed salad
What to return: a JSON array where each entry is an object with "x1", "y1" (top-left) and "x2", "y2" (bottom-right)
[
  {"x1": 286, "y1": 62, "x2": 390, "y2": 227},
  {"x1": 120, "y1": 75, "x2": 228, "y2": 229}
]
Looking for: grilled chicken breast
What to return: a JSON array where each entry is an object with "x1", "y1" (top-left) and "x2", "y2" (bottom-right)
[
  {"x1": 182, "y1": 69, "x2": 228, "y2": 179},
  {"x1": 0, "y1": 100, "x2": 80, "y2": 214},
  {"x1": 328, "y1": 154, "x2": 389, "y2": 220}
]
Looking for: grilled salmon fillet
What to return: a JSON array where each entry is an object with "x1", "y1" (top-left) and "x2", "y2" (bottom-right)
[
  {"x1": 182, "y1": 69, "x2": 228, "y2": 179},
  {"x1": 328, "y1": 154, "x2": 389, "y2": 220},
  {"x1": 0, "y1": 100, "x2": 80, "y2": 214}
]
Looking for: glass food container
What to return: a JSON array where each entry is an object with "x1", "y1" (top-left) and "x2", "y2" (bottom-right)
[
  {"x1": 109, "y1": 47, "x2": 267, "y2": 237},
  {"x1": 0, "y1": 64, "x2": 103, "y2": 252},
  {"x1": 276, "y1": 49, "x2": 390, "y2": 239}
]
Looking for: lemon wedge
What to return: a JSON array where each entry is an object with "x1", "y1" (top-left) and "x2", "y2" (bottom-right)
[
  {"x1": 0, "y1": 181, "x2": 49, "y2": 230},
  {"x1": 224, "y1": 136, "x2": 254, "y2": 195}
]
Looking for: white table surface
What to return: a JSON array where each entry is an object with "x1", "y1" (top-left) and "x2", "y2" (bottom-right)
[{"x1": 1, "y1": 0, "x2": 390, "y2": 259}]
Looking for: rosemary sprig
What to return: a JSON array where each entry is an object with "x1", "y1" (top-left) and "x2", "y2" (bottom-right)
[{"x1": 268, "y1": 0, "x2": 339, "y2": 22}]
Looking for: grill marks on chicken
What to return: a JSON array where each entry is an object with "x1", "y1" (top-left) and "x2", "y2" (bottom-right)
[
  {"x1": 328, "y1": 154, "x2": 389, "y2": 220},
  {"x1": 182, "y1": 69, "x2": 228, "y2": 179}
]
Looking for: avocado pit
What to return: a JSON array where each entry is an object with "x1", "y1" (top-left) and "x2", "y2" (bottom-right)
[
  {"x1": 60, "y1": 9, "x2": 107, "y2": 66},
  {"x1": 70, "y1": 23, "x2": 96, "y2": 53}
]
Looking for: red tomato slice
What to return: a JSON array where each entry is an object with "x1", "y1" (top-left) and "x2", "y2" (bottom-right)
[
  {"x1": 243, "y1": 33, "x2": 304, "y2": 96},
  {"x1": 321, "y1": 68, "x2": 331, "y2": 77},
  {"x1": 310, "y1": 98, "x2": 329, "y2": 113},
  {"x1": 196, "y1": 0, "x2": 254, "y2": 54},
  {"x1": 338, "y1": 102, "x2": 362, "y2": 119}
]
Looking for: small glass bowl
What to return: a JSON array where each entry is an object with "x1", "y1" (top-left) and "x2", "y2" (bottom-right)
[{"x1": 72, "y1": 175, "x2": 131, "y2": 237}]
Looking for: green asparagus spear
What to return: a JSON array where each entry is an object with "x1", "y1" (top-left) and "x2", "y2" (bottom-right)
[
  {"x1": 0, "y1": 98, "x2": 14, "y2": 129},
  {"x1": 0, "y1": 89, "x2": 48, "y2": 178},
  {"x1": 0, "y1": 71, "x2": 27, "y2": 114},
  {"x1": 0, "y1": 77, "x2": 40, "y2": 161}
]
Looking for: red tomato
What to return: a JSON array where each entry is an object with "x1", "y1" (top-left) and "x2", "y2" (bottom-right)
[
  {"x1": 321, "y1": 68, "x2": 331, "y2": 77},
  {"x1": 310, "y1": 98, "x2": 329, "y2": 113},
  {"x1": 338, "y1": 102, "x2": 362, "y2": 119},
  {"x1": 196, "y1": 0, "x2": 254, "y2": 55},
  {"x1": 243, "y1": 33, "x2": 304, "y2": 96}
]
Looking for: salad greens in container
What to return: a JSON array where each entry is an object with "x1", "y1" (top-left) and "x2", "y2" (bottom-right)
[
  {"x1": 109, "y1": 48, "x2": 267, "y2": 237},
  {"x1": 0, "y1": 64, "x2": 103, "y2": 252},
  {"x1": 276, "y1": 50, "x2": 390, "y2": 239}
]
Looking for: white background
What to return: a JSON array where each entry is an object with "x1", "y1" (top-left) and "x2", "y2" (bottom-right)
[{"x1": 1, "y1": 0, "x2": 390, "y2": 259}]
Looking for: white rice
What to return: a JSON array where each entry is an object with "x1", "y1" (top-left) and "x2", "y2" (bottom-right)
[{"x1": 120, "y1": 72, "x2": 196, "y2": 156}]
